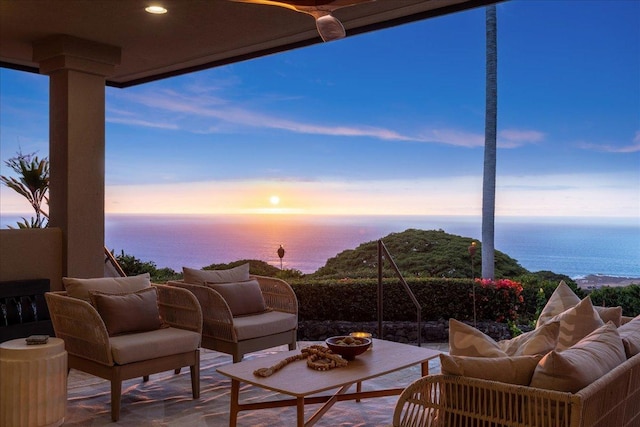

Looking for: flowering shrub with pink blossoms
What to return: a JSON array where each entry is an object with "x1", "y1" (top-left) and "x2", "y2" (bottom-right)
[{"x1": 473, "y1": 278, "x2": 524, "y2": 322}]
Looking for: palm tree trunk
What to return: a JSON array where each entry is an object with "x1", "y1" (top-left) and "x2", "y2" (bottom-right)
[{"x1": 482, "y1": 5, "x2": 497, "y2": 280}]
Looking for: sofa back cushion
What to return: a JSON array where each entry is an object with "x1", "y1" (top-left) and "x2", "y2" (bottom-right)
[
  {"x1": 448, "y1": 318, "x2": 507, "y2": 357},
  {"x1": 183, "y1": 263, "x2": 250, "y2": 285},
  {"x1": 544, "y1": 296, "x2": 604, "y2": 351},
  {"x1": 207, "y1": 279, "x2": 267, "y2": 316},
  {"x1": 536, "y1": 280, "x2": 581, "y2": 328},
  {"x1": 90, "y1": 287, "x2": 164, "y2": 336},
  {"x1": 618, "y1": 314, "x2": 640, "y2": 358},
  {"x1": 498, "y1": 321, "x2": 560, "y2": 356},
  {"x1": 63, "y1": 273, "x2": 151, "y2": 301},
  {"x1": 529, "y1": 322, "x2": 626, "y2": 393}
]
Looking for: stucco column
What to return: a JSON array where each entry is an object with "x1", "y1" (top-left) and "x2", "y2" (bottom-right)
[{"x1": 33, "y1": 35, "x2": 121, "y2": 278}]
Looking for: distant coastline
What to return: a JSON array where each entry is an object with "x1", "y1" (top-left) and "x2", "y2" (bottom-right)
[
  {"x1": 1, "y1": 213, "x2": 638, "y2": 278},
  {"x1": 576, "y1": 274, "x2": 640, "y2": 290}
]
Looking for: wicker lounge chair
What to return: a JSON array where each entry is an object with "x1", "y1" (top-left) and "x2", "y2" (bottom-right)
[
  {"x1": 46, "y1": 283, "x2": 202, "y2": 421},
  {"x1": 168, "y1": 274, "x2": 298, "y2": 362}
]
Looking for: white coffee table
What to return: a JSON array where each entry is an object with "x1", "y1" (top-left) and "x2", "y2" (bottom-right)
[{"x1": 217, "y1": 339, "x2": 440, "y2": 427}]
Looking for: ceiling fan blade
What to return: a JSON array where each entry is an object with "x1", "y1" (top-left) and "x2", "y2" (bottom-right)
[
  {"x1": 230, "y1": 0, "x2": 374, "y2": 41},
  {"x1": 231, "y1": 0, "x2": 374, "y2": 11}
]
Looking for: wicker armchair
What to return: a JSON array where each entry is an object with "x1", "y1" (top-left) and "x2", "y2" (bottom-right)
[
  {"x1": 45, "y1": 284, "x2": 202, "y2": 421},
  {"x1": 168, "y1": 275, "x2": 298, "y2": 362}
]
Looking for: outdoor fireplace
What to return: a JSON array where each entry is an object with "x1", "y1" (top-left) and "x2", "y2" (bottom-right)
[{"x1": 0, "y1": 279, "x2": 53, "y2": 343}]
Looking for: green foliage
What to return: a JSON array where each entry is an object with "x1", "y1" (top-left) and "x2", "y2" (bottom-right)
[
  {"x1": 290, "y1": 277, "x2": 525, "y2": 323},
  {"x1": 514, "y1": 271, "x2": 582, "y2": 323},
  {"x1": 1, "y1": 151, "x2": 50, "y2": 228},
  {"x1": 310, "y1": 229, "x2": 528, "y2": 280},
  {"x1": 114, "y1": 250, "x2": 180, "y2": 282},
  {"x1": 589, "y1": 285, "x2": 640, "y2": 317}
]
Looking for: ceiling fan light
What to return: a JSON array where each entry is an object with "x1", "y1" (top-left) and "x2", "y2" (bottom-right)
[{"x1": 315, "y1": 14, "x2": 345, "y2": 42}]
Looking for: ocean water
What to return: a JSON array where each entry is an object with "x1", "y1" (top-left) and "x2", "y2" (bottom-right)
[{"x1": 4, "y1": 214, "x2": 636, "y2": 278}]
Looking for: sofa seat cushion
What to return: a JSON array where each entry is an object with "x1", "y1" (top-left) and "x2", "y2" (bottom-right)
[
  {"x1": 109, "y1": 327, "x2": 200, "y2": 365},
  {"x1": 233, "y1": 311, "x2": 297, "y2": 341},
  {"x1": 440, "y1": 354, "x2": 543, "y2": 385}
]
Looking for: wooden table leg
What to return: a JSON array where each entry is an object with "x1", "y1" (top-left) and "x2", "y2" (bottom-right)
[
  {"x1": 297, "y1": 396, "x2": 305, "y2": 427},
  {"x1": 421, "y1": 360, "x2": 429, "y2": 377},
  {"x1": 229, "y1": 379, "x2": 240, "y2": 427}
]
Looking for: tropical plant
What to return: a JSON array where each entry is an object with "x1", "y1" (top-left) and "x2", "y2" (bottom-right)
[
  {"x1": 113, "y1": 250, "x2": 181, "y2": 282},
  {"x1": 0, "y1": 151, "x2": 50, "y2": 228},
  {"x1": 481, "y1": 4, "x2": 498, "y2": 280}
]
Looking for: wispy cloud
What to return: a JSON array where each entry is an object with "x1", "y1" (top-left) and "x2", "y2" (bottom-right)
[
  {"x1": 111, "y1": 89, "x2": 546, "y2": 149},
  {"x1": 576, "y1": 132, "x2": 640, "y2": 153},
  {"x1": 499, "y1": 129, "x2": 545, "y2": 148},
  {"x1": 106, "y1": 116, "x2": 180, "y2": 130}
]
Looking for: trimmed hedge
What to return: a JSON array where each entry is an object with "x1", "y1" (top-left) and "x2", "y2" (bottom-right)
[{"x1": 290, "y1": 277, "x2": 524, "y2": 323}]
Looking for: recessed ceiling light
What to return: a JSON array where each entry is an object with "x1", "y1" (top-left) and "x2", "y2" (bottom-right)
[{"x1": 145, "y1": 5, "x2": 167, "y2": 14}]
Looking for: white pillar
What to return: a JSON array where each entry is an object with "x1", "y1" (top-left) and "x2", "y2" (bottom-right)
[{"x1": 33, "y1": 35, "x2": 120, "y2": 278}]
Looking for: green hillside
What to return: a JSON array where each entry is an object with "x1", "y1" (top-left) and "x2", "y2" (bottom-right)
[{"x1": 310, "y1": 229, "x2": 528, "y2": 279}]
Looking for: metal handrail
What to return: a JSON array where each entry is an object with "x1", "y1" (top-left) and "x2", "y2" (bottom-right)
[{"x1": 377, "y1": 239, "x2": 422, "y2": 346}]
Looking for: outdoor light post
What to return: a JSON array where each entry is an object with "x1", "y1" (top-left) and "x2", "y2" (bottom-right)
[{"x1": 277, "y1": 245, "x2": 285, "y2": 270}]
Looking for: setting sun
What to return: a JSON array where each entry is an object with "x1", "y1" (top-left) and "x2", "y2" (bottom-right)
[{"x1": 269, "y1": 195, "x2": 280, "y2": 206}]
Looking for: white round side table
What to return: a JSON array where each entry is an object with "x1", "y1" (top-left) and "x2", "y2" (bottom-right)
[{"x1": 0, "y1": 337, "x2": 67, "y2": 427}]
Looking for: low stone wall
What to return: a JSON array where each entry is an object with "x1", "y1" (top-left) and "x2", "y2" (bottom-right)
[{"x1": 297, "y1": 319, "x2": 523, "y2": 344}]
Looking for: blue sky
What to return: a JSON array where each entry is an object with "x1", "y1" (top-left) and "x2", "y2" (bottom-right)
[{"x1": 1, "y1": 0, "x2": 639, "y2": 220}]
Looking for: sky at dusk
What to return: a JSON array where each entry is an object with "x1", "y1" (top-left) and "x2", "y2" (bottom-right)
[{"x1": 1, "y1": 0, "x2": 639, "y2": 221}]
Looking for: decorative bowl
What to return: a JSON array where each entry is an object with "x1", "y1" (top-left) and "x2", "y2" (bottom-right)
[{"x1": 325, "y1": 335, "x2": 372, "y2": 360}]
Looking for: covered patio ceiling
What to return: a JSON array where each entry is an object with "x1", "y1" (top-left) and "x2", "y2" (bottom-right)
[
  {"x1": 1, "y1": 0, "x2": 498, "y2": 87},
  {"x1": 0, "y1": 0, "x2": 500, "y2": 279}
]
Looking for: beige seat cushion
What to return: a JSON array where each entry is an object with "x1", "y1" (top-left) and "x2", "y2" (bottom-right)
[
  {"x1": 207, "y1": 279, "x2": 267, "y2": 316},
  {"x1": 233, "y1": 311, "x2": 297, "y2": 341},
  {"x1": 182, "y1": 263, "x2": 250, "y2": 285},
  {"x1": 90, "y1": 287, "x2": 164, "y2": 336},
  {"x1": 440, "y1": 354, "x2": 543, "y2": 385},
  {"x1": 618, "y1": 314, "x2": 640, "y2": 358},
  {"x1": 529, "y1": 322, "x2": 626, "y2": 393},
  {"x1": 63, "y1": 273, "x2": 151, "y2": 301},
  {"x1": 109, "y1": 327, "x2": 201, "y2": 365}
]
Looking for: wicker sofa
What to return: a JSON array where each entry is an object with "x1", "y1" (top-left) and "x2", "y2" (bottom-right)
[
  {"x1": 394, "y1": 281, "x2": 640, "y2": 427},
  {"x1": 167, "y1": 265, "x2": 298, "y2": 362},
  {"x1": 393, "y1": 347, "x2": 640, "y2": 427}
]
